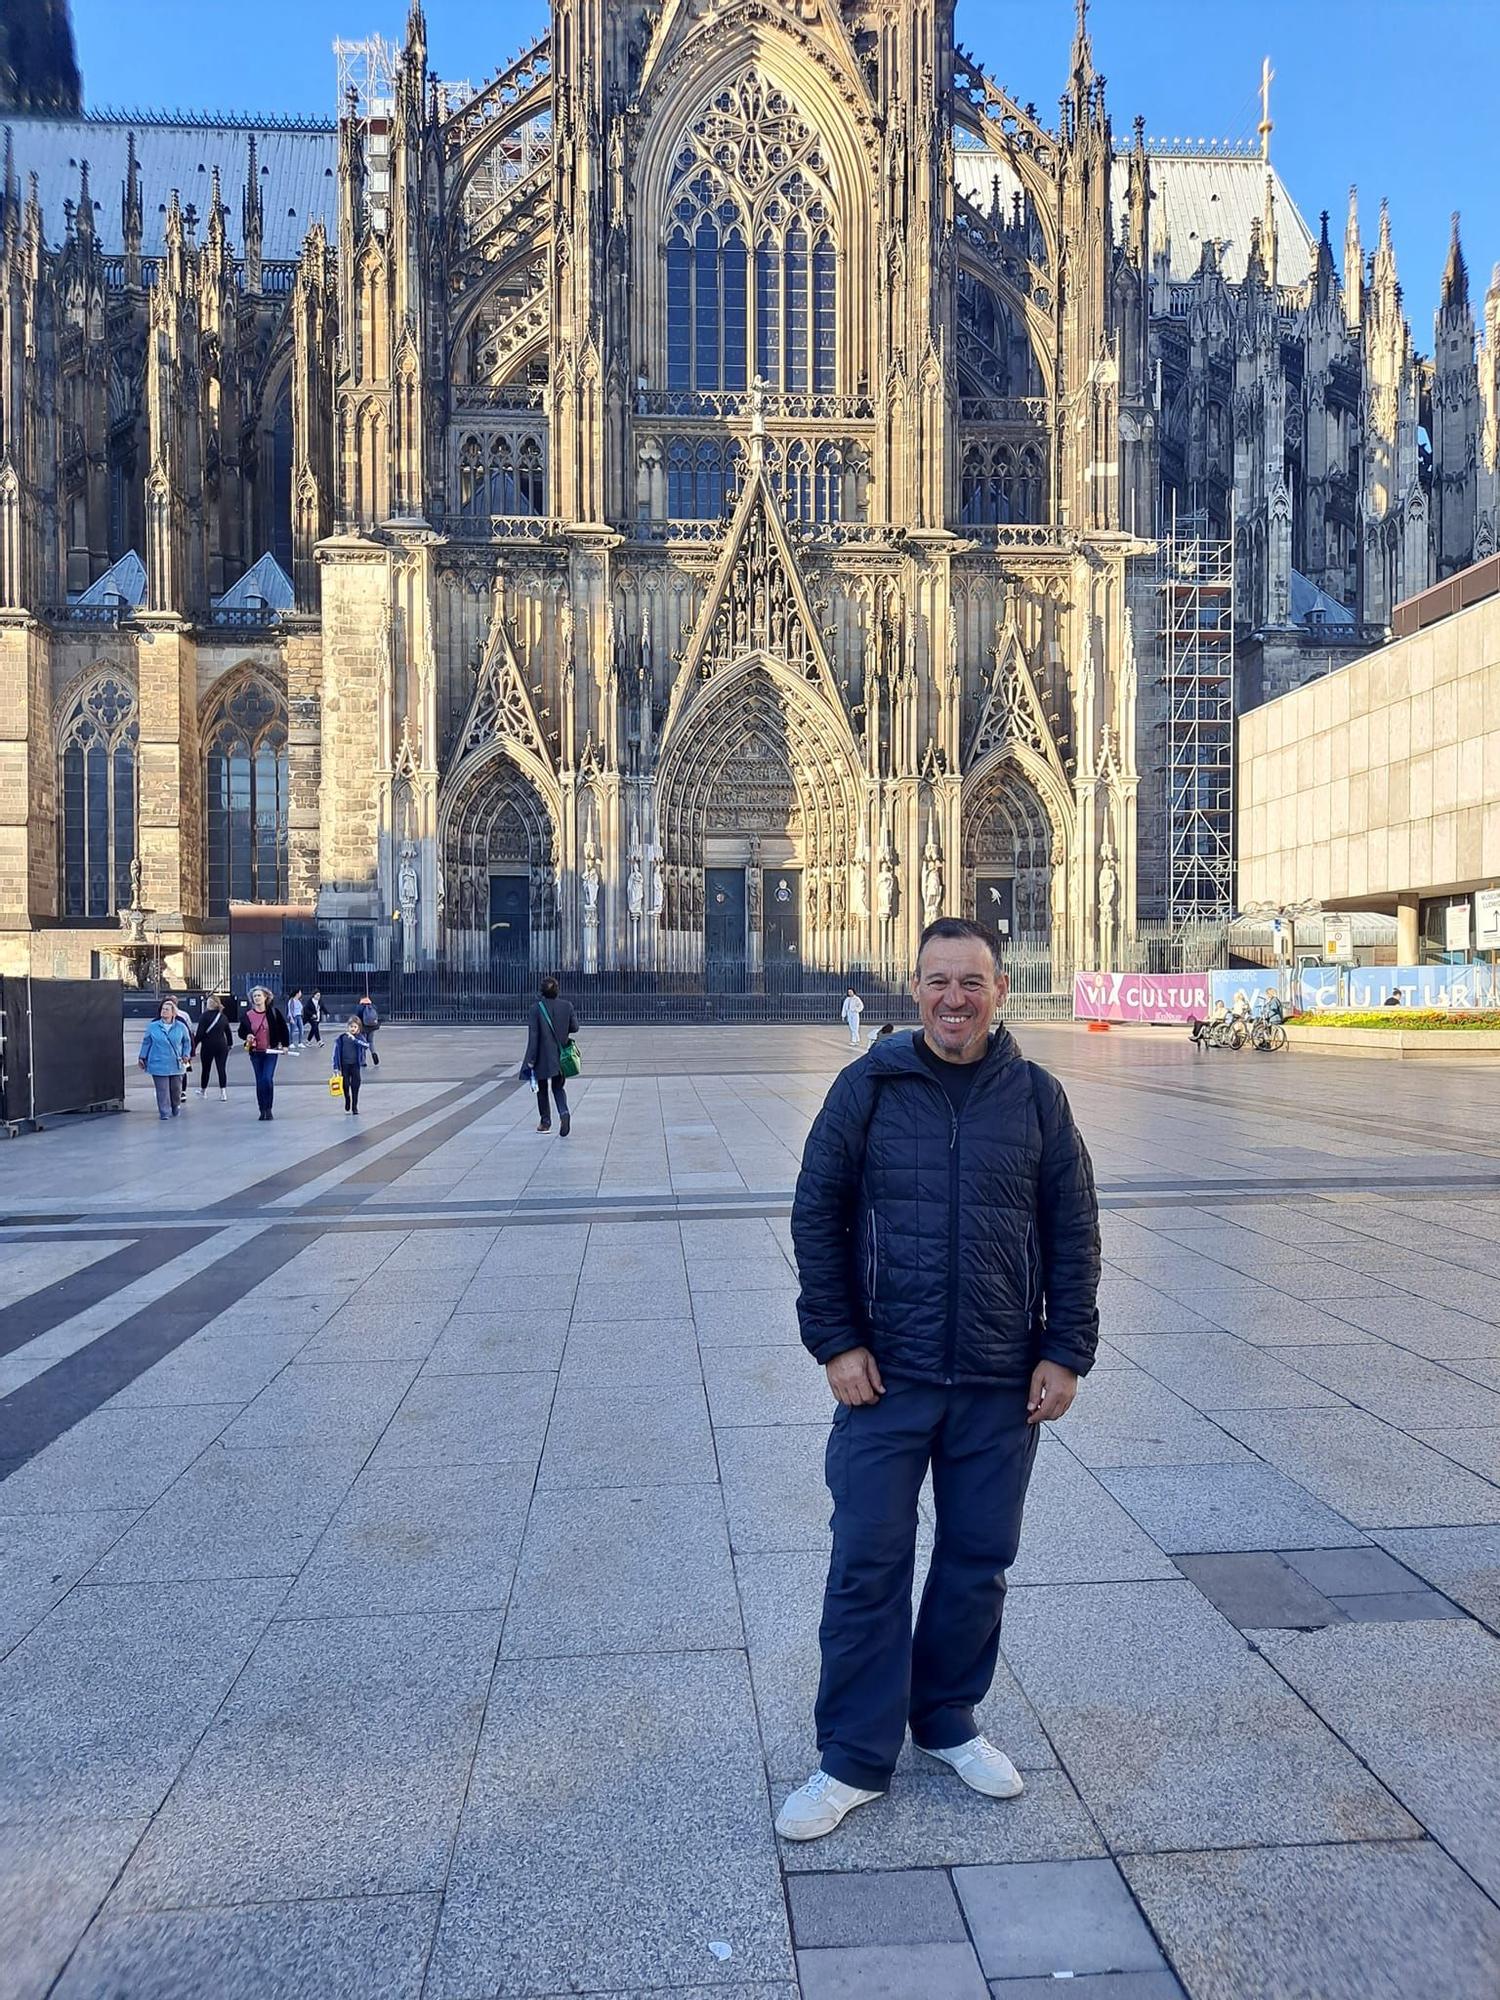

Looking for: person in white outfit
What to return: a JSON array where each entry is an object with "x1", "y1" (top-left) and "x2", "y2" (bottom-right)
[{"x1": 840, "y1": 987, "x2": 865, "y2": 1046}]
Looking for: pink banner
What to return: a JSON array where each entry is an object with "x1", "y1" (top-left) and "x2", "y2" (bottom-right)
[{"x1": 1073, "y1": 971, "x2": 1210, "y2": 1025}]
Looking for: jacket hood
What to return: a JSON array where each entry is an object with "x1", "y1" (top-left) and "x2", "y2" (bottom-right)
[{"x1": 862, "y1": 1024, "x2": 1021, "y2": 1079}]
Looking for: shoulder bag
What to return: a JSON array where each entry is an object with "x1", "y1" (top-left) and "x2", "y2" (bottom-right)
[{"x1": 538, "y1": 999, "x2": 582, "y2": 1079}]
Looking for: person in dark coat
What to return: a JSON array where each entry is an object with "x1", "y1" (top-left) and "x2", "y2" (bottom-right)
[
  {"x1": 776, "y1": 918, "x2": 1100, "y2": 1843},
  {"x1": 304, "y1": 989, "x2": 322, "y2": 1043},
  {"x1": 239, "y1": 985, "x2": 290, "y2": 1121},
  {"x1": 521, "y1": 975, "x2": 579, "y2": 1136},
  {"x1": 192, "y1": 993, "x2": 235, "y2": 1099},
  {"x1": 331, "y1": 1014, "x2": 369, "y2": 1115}
]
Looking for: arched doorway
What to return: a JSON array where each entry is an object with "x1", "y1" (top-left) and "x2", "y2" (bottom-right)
[
  {"x1": 438, "y1": 748, "x2": 558, "y2": 973},
  {"x1": 961, "y1": 757, "x2": 1063, "y2": 956},
  {"x1": 655, "y1": 661, "x2": 860, "y2": 983}
]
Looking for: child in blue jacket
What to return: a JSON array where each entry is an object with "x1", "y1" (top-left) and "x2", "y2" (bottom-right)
[
  {"x1": 332, "y1": 1016, "x2": 369, "y2": 1115},
  {"x1": 138, "y1": 999, "x2": 192, "y2": 1119}
]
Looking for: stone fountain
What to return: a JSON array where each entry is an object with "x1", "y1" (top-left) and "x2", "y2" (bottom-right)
[{"x1": 114, "y1": 859, "x2": 161, "y2": 989}]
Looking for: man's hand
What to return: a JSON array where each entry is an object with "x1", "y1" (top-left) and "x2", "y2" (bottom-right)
[
  {"x1": 1027, "y1": 1360, "x2": 1079, "y2": 1425},
  {"x1": 826, "y1": 1346, "x2": 885, "y2": 1407}
]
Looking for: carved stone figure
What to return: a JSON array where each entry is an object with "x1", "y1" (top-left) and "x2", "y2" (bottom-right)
[
  {"x1": 581, "y1": 841, "x2": 601, "y2": 914},
  {"x1": 921, "y1": 838, "x2": 944, "y2": 926},
  {"x1": 1098, "y1": 838, "x2": 1119, "y2": 971},
  {"x1": 648, "y1": 856, "x2": 665, "y2": 919},
  {"x1": 850, "y1": 847, "x2": 868, "y2": 920},
  {"x1": 876, "y1": 850, "x2": 897, "y2": 921},
  {"x1": 627, "y1": 857, "x2": 645, "y2": 920},
  {"x1": 397, "y1": 840, "x2": 419, "y2": 914}
]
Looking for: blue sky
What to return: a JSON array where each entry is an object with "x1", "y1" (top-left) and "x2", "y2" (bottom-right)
[{"x1": 72, "y1": 0, "x2": 1499, "y2": 334}]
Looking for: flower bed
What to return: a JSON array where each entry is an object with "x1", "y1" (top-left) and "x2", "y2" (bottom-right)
[{"x1": 1292, "y1": 1009, "x2": 1500, "y2": 1031}]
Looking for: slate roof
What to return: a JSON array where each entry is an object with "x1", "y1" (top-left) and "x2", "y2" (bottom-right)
[
  {"x1": 4, "y1": 113, "x2": 337, "y2": 260},
  {"x1": 955, "y1": 144, "x2": 1318, "y2": 290},
  {"x1": 75, "y1": 548, "x2": 145, "y2": 607},
  {"x1": 215, "y1": 551, "x2": 294, "y2": 611},
  {"x1": 1290, "y1": 567, "x2": 1356, "y2": 631}
]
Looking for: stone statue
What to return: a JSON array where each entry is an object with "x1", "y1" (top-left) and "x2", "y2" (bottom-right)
[
  {"x1": 627, "y1": 857, "x2": 645, "y2": 921},
  {"x1": 397, "y1": 840, "x2": 419, "y2": 914},
  {"x1": 1098, "y1": 839, "x2": 1119, "y2": 971},
  {"x1": 581, "y1": 841, "x2": 601, "y2": 915},
  {"x1": 921, "y1": 838, "x2": 944, "y2": 927},
  {"x1": 648, "y1": 856, "x2": 665, "y2": 919},
  {"x1": 850, "y1": 847, "x2": 868, "y2": 920},
  {"x1": 1049, "y1": 837, "x2": 1066, "y2": 941},
  {"x1": 876, "y1": 849, "x2": 897, "y2": 921}
]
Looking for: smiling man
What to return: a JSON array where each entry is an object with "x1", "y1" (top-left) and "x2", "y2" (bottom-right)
[{"x1": 777, "y1": 918, "x2": 1100, "y2": 1841}]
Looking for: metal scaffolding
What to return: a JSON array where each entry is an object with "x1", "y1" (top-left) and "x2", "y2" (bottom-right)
[{"x1": 1161, "y1": 519, "x2": 1236, "y2": 929}]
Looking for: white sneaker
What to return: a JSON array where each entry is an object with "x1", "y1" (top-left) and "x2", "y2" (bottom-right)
[
  {"x1": 774, "y1": 1770, "x2": 883, "y2": 1842},
  {"x1": 919, "y1": 1734, "x2": 1025, "y2": 1798}
]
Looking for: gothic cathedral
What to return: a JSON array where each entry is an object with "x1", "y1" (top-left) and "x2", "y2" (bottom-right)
[{"x1": 1, "y1": 1, "x2": 1496, "y2": 983}]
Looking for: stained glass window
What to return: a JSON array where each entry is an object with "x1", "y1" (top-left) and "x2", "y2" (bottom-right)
[
  {"x1": 59, "y1": 677, "x2": 137, "y2": 918},
  {"x1": 204, "y1": 676, "x2": 288, "y2": 918}
]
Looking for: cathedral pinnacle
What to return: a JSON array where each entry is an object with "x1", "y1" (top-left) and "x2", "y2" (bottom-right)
[{"x1": 1441, "y1": 211, "x2": 1469, "y2": 315}]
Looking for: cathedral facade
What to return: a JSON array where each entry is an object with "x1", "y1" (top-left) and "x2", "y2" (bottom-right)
[{"x1": 0, "y1": 0, "x2": 1495, "y2": 984}]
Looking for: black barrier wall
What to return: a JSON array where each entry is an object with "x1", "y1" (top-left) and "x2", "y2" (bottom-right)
[{"x1": 0, "y1": 978, "x2": 125, "y2": 1129}]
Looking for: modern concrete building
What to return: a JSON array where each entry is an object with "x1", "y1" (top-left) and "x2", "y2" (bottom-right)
[{"x1": 1238, "y1": 554, "x2": 1500, "y2": 962}]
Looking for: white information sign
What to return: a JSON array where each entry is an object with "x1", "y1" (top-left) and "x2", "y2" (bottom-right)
[
  {"x1": 1473, "y1": 889, "x2": 1500, "y2": 951},
  {"x1": 1322, "y1": 915, "x2": 1354, "y2": 964},
  {"x1": 1445, "y1": 901, "x2": 1472, "y2": 953}
]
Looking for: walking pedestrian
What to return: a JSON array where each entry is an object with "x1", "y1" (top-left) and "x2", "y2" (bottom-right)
[
  {"x1": 840, "y1": 985, "x2": 865, "y2": 1047},
  {"x1": 332, "y1": 1014, "x2": 369, "y2": 1116},
  {"x1": 287, "y1": 988, "x2": 305, "y2": 1052},
  {"x1": 239, "y1": 985, "x2": 290, "y2": 1121},
  {"x1": 192, "y1": 993, "x2": 234, "y2": 1099},
  {"x1": 305, "y1": 988, "x2": 322, "y2": 1044},
  {"x1": 521, "y1": 975, "x2": 579, "y2": 1136},
  {"x1": 138, "y1": 998, "x2": 192, "y2": 1120},
  {"x1": 357, "y1": 994, "x2": 381, "y2": 1065},
  {"x1": 776, "y1": 917, "x2": 1100, "y2": 1842}
]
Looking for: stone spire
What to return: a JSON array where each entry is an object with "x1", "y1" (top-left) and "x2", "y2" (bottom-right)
[
  {"x1": 1343, "y1": 185, "x2": 1361, "y2": 329},
  {"x1": 122, "y1": 128, "x2": 142, "y2": 286},
  {"x1": 1312, "y1": 208, "x2": 1336, "y2": 304},
  {"x1": 242, "y1": 132, "x2": 263, "y2": 294},
  {"x1": 1441, "y1": 210, "x2": 1469, "y2": 314}
]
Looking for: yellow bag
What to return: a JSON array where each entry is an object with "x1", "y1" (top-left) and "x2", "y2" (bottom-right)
[{"x1": 328, "y1": 1074, "x2": 344, "y2": 1099}]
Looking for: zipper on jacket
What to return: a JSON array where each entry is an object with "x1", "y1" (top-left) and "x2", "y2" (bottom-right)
[
  {"x1": 943, "y1": 1105, "x2": 960, "y2": 1382},
  {"x1": 866, "y1": 1212, "x2": 879, "y2": 1305}
]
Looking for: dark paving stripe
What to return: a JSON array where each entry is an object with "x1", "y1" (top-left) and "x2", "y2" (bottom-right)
[
  {"x1": 298, "y1": 1079, "x2": 521, "y2": 1209},
  {"x1": 0, "y1": 1229, "x2": 213, "y2": 1361},
  {"x1": 207, "y1": 1076, "x2": 491, "y2": 1213},
  {"x1": 0, "y1": 1227, "x2": 321, "y2": 1481}
]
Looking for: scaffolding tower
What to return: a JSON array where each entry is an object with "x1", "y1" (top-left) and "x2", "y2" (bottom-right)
[{"x1": 1161, "y1": 518, "x2": 1236, "y2": 929}]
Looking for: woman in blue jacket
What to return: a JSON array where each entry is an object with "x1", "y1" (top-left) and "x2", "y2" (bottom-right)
[{"x1": 138, "y1": 998, "x2": 192, "y2": 1120}]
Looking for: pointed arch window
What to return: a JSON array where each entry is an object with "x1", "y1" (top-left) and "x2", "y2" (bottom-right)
[
  {"x1": 664, "y1": 73, "x2": 838, "y2": 396},
  {"x1": 59, "y1": 676, "x2": 137, "y2": 917},
  {"x1": 204, "y1": 675, "x2": 288, "y2": 918}
]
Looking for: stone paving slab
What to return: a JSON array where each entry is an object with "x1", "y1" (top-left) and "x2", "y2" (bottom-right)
[
  {"x1": 0, "y1": 1402, "x2": 238, "y2": 1511},
  {"x1": 0, "y1": 1508, "x2": 138, "y2": 1656},
  {"x1": 425, "y1": 1651, "x2": 794, "y2": 1999},
  {"x1": 1122, "y1": 1841, "x2": 1500, "y2": 2000},
  {"x1": 704, "y1": 1346, "x2": 837, "y2": 1427},
  {"x1": 1104, "y1": 1331, "x2": 1347, "y2": 1412},
  {"x1": 998, "y1": 1580, "x2": 1419, "y2": 1852},
  {"x1": 367, "y1": 1368, "x2": 554, "y2": 1472},
  {"x1": 786, "y1": 1867, "x2": 967, "y2": 1947},
  {"x1": 0, "y1": 1815, "x2": 145, "y2": 2000},
  {"x1": 277, "y1": 1464, "x2": 532, "y2": 1617},
  {"x1": 112, "y1": 1610, "x2": 499, "y2": 1909},
  {"x1": 796, "y1": 1941, "x2": 989, "y2": 1999},
  {"x1": 1372, "y1": 1524, "x2": 1500, "y2": 1626},
  {"x1": 716, "y1": 1424, "x2": 833, "y2": 1553},
  {"x1": 501, "y1": 1483, "x2": 743, "y2": 1657},
  {"x1": 219, "y1": 1359, "x2": 419, "y2": 1453},
  {"x1": 952, "y1": 1857, "x2": 1169, "y2": 1981},
  {"x1": 1409, "y1": 1423, "x2": 1500, "y2": 1480},
  {"x1": 424, "y1": 1310, "x2": 568, "y2": 1375},
  {"x1": 51, "y1": 1893, "x2": 440, "y2": 2000},
  {"x1": 536, "y1": 1379, "x2": 717, "y2": 1487},
  {"x1": 89, "y1": 1441, "x2": 367, "y2": 1584},
  {"x1": 1007, "y1": 1446, "x2": 1180, "y2": 1584},
  {"x1": 984, "y1": 1974, "x2": 1185, "y2": 1999},
  {"x1": 1050, "y1": 1370, "x2": 1255, "y2": 1470},
  {"x1": 1247, "y1": 1618, "x2": 1500, "y2": 1899},
  {"x1": 104, "y1": 1329, "x2": 312, "y2": 1408},
  {"x1": 1208, "y1": 1405, "x2": 1500, "y2": 1527},
  {"x1": 1096, "y1": 1462, "x2": 1367, "y2": 1554},
  {"x1": 0, "y1": 1578, "x2": 284, "y2": 1824}
]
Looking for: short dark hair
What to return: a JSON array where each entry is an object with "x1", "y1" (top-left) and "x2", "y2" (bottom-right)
[
  {"x1": 540, "y1": 976, "x2": 559, "y2": 999},
  {"x1": 916, "y1": 917, "x2": 1003, "y2": 973}
]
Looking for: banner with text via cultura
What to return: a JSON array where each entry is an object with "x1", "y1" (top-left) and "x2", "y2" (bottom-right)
[{"x1": 1072, "y1": 971, "x2": 1210, "y2": 1024}]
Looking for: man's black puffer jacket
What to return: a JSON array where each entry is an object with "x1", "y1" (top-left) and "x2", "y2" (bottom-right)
[{"x1": 792, "y1": 1027, "x2": 1100, "y2": 1387}]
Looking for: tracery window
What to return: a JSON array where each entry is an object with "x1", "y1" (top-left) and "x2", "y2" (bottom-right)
[
  {"x1": 960, "y1": 442, "x2": 1045, "y2": 525},
  {"x1": 456, "y1": 431, "x2": 547, "y2": 517},
  {"x1": 664, "y1": 72, "x2": 837, "y2": 396},
  {"x1": 59, "y1": 676, "x2": 137, "y2": 917},
  {"x1": 665, "y1": 436, "x2": 746, "y2": 519},
  {"x1": 204, "y1": 675, "x2": 288, "y2": 918}
]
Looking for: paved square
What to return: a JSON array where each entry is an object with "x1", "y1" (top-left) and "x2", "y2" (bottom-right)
[{"x1": 2, "y1": 1023, "x2": 1499, "y2": 1997}]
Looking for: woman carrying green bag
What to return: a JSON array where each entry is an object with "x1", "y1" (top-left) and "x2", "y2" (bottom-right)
[{"x1": 521, "y1": 976, "x2": 581, "y2": 1136}]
